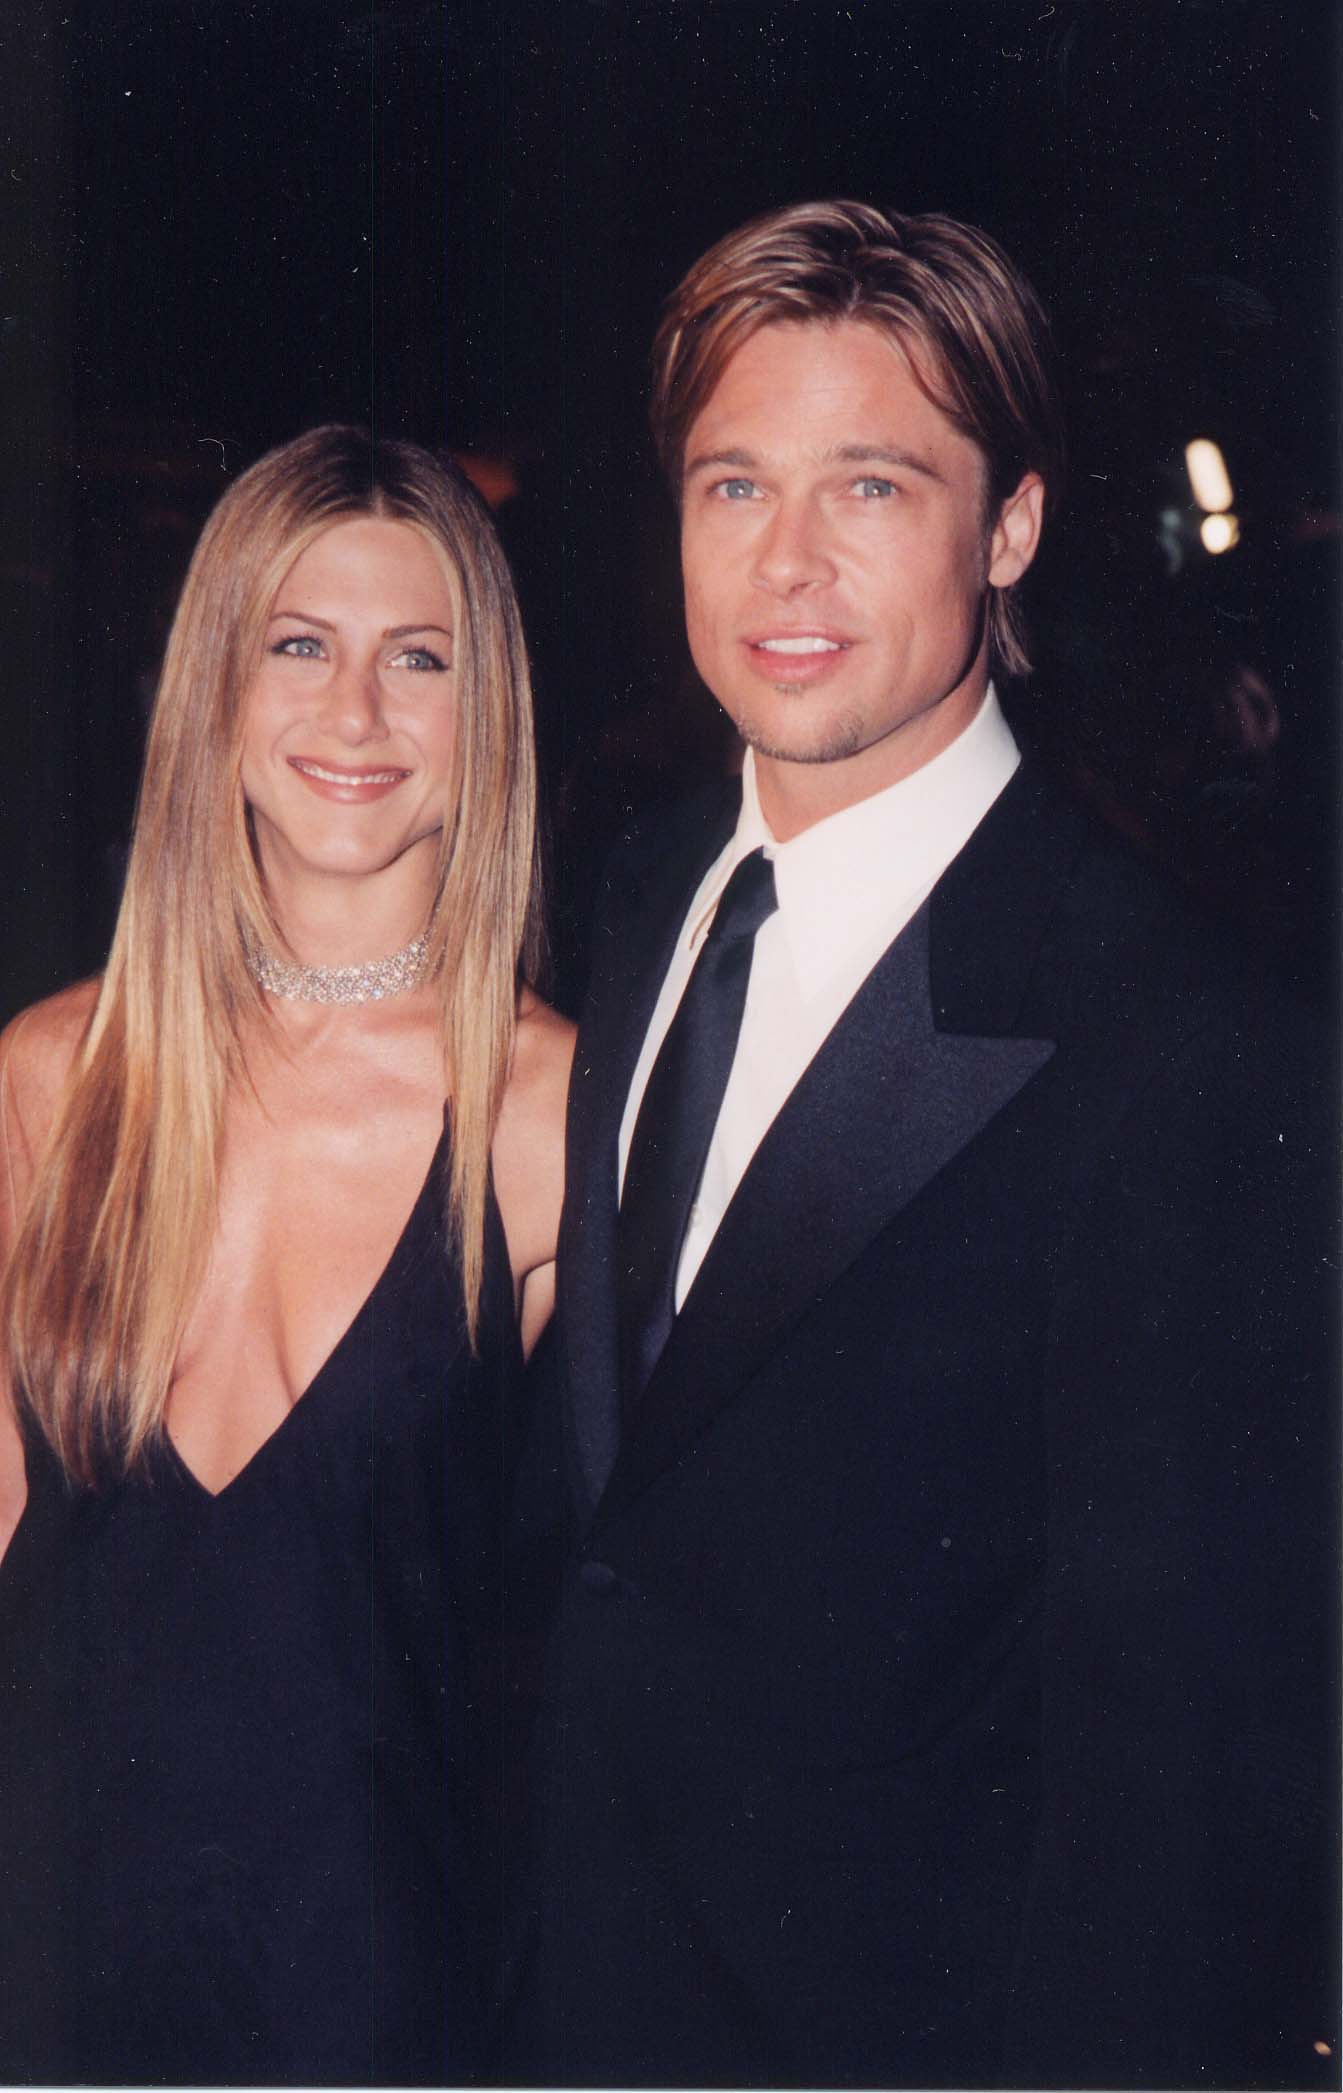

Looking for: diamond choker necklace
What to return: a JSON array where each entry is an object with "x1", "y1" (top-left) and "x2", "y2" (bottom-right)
[{"x1": 247, "y1": 929, "x2": 431, "y2": 1006}]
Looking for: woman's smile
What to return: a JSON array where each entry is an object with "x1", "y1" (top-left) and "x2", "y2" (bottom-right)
[{"x1": 286, "y1": 754, "x2": 413, "y2": 799}]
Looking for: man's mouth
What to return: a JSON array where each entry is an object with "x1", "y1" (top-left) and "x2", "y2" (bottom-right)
[
  {"x1": 753, "y1": 635, "x2": 845, "y2": 657},
  {"x1": 743, "y1": 632, "x2": 853, "y2": 684}
]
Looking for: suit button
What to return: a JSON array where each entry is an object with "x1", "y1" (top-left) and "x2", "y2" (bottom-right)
[{"x1": 580, "y1": 1559, "x2": 620, "y2": 1595}]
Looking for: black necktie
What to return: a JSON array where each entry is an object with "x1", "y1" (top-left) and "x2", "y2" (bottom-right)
[{"x1": 618, "y1": 847, "x2": 779, "y2": 1407}]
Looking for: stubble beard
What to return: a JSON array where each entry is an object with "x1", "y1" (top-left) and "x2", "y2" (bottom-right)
[{"x1": 732, "y1": 683, "x2": 870, "y2": 768}]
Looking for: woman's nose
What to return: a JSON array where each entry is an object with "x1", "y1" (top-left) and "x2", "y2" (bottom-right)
[{"x1": 320, "y1": 658, "x2": 387, "y2": 742}]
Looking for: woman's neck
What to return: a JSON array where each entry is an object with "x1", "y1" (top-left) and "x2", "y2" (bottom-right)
[{"x1": 262, "y1": 862, "x2": 436, "y2": 971}]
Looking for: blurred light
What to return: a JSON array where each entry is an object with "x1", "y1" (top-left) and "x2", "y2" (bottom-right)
[
  {"x1": 1158, "y1": 506, "x2": 1186, "y2": 576},
  {"x1": 1200, "y1": 511, "x2": 1240, "y2": 554},
  {"x1": 1185, "y1": 438, "x2": 1234, "y2": 512}
]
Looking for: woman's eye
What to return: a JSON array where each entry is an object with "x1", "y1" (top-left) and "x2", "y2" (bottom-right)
[
  {"x1": 271, "y1": 633, "x2": 324, "y2": 658},
  {"x1": 853, "y1": 477, "x2": 897, "y2": 500},
  {"x1": 392, "y1": 646, "x2": 449, "y2": 673}
]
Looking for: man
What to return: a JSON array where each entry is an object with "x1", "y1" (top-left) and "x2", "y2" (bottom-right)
[{"x1": 505, "y1": 201, "x2": 1336, "y2": 2088}]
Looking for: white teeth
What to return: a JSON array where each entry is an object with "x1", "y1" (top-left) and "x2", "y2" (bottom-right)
[
  {"x1": 756, "y1": 636, "x2": 842, "y2": 655},
  {"x1": 292, "y1": 760, "x2": 404, "y2": 786}
]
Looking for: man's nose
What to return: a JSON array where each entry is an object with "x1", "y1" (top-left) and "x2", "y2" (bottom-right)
[{"x1": 750, "y1": 496, "x2": 836, "y2": 595}]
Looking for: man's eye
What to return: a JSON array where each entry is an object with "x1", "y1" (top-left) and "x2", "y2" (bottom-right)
[
  {"x1": 714, "y1": 478, "x2": 759, "y2": 501},
  {"x1": 393, "y1": 646, "x2": 449, "y2": 673},
  {"x1": 271, "y1": 633, "x2": 324, "y2": 658},
  {"x1": 853, "y1": 477, "x2": 897, "y2": 499}
]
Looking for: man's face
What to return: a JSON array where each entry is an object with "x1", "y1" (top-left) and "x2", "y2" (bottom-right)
[{"x1": 679, "y1": 318, "x2": 1042, "y2": 831}]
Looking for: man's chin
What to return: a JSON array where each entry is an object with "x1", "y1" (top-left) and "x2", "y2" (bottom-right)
[{"x1": 738, "y1": 712, "x2": 868, "y2": 768}]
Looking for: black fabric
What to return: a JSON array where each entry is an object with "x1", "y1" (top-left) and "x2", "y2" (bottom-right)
[
  {"x1": 0, "y1": 1125, "x2": 519, "y2": 2086},
  {"x1": 504, "y1": 764, "x2": 1339, "y2": 2090},
  {"x1": 617, "y1": 846, "x2": 777, "y2": 1408}
]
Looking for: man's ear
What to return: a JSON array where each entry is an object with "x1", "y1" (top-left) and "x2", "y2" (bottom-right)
[{"x1": 987, "y1": 472, "x2": 1045, "y2": 587}]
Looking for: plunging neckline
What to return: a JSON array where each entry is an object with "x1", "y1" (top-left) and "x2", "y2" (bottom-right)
[{"x1": 165, "y1": 1123, "x2": 447, "y2": 1504}]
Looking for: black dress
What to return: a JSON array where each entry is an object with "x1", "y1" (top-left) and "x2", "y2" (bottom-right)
[{"x1": 0, "y1": 1125, "x2": 518, "y2": 2085}]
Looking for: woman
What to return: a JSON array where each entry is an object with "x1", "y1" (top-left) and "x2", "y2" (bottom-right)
[{"x1": 0, "y1": 426, "x2": 572, "y2": 2084}]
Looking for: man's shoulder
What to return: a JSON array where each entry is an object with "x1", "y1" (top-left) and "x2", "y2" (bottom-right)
[
  {"x1": 1017, "y1": 771, "x2": 1330, "y2": 1120},
  {"x1": 600, "y1": 776, "x2": 742, "y2": 893},
  {"x1": 999, "y1": 762, "x2": 1243, "y2": 969},
  {"x1": 1058, "y1": 803, "x2": 1241, "y2": 988},
  {"x1": 954, "y1": 761, "x2": 1326, "y2": 1065},
  {"x1": 585, "y1": 779, "x2": 741, "y2": 961}
]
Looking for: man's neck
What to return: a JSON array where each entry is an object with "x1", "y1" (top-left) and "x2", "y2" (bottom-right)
[{"x1": 751, "y1": 679, "x2": 990, "y2": 842}]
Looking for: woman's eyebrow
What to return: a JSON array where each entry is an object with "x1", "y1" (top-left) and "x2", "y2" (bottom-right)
[
  {"x1": 265, "y1": 612, "x2": 451, "y2": 638},
  {"x1": 267, "y1": 607, "x2": 335, "y2": 628}
]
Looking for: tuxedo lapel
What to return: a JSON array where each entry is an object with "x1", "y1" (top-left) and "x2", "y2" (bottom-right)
[{"x1": 591, "y1": 901, "x2": 1054, "y2": 1532}]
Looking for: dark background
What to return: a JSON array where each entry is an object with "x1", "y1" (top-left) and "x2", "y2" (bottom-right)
[{"x1": 1, "y1": 0, "x2": 1338, "y2": 1022}]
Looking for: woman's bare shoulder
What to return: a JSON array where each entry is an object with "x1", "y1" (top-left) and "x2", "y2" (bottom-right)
[
  {"x1": 1, "y1": 978, "x2": 99, "y2": 1143},
  {"x1": 0, "y1": 979, "x2": 99, "y2": 1197},
  {"x1": 512, "y1": 988, "x2": 577, "y2": 1120},
  {"x1": 0, "y1": 982, "x2": 98, "y2": 1554},
  {"x1": 499, "y1": 990, "x2": 576, "y2": 1202},
  {"x1": 492, "y1": 993, "x2": 574, "y2": 1277},
  {"x1": 495, "y1": 994, "x2": 576, "y2": 1354},
  {"x1": 1, "y1": 976, "x2": 101, "y2": 1063}
]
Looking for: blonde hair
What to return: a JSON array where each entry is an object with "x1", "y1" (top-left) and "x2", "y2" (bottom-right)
[
  {"x1": 650, "y1": 200, "x2": 1065, "y2": 679},
  {"x1": 4, "y1": 425, "x2": 541, "y2": 1486}
]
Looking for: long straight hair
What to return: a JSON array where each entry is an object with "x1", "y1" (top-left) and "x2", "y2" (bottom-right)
[{"x1": 4, "y1": 426, "x2": 541, "y2": 1486}]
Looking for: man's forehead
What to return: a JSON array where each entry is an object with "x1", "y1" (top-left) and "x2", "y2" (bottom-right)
[{"x1": 683, "y1": 317, "x2": 984, "y2": 482}]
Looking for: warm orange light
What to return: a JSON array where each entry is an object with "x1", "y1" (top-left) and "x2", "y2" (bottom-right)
[
  {"x1": 452, "y1": 452, "x2": 520, "y2": 509},
  {"x1": 1186, "y1": 438, "x2": 1234, "y2": 513}
]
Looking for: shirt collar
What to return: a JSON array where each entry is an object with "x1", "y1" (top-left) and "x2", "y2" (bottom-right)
[{"x1": 686, "y1": 685, "x2": 1020, "y2": 994}]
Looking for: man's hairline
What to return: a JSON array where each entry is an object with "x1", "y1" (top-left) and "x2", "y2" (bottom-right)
[{"x1": 666, "y1": 308, "x2": 999, "y2": 522}]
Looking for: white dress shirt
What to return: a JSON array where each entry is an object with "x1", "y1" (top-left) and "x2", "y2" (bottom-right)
[{"x1": 618, "y1": 686, "x2": 1021, "y2": 1309}]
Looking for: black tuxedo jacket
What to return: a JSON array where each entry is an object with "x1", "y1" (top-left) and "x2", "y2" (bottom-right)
[{"x1": 505, "y1": 764, "x2": 1337, "y2": 2089}]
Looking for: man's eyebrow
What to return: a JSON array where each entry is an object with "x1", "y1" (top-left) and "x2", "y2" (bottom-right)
[
  {"x1": 682, "y1": 446, "x2": 758, "y2": 479},
  {"x1": 827, "y1": 443, "x2": 944, "y2": 481},
  {"x1": 681, "y1": 442, "x2": 945, "y2": 482}
]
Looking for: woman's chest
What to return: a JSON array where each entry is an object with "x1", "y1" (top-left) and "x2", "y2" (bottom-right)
[{"x1": 168, "y1": 1071, "x2": 447, "y2": 1492}]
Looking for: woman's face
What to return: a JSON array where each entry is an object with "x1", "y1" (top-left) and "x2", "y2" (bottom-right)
[{"x1": 241, "y1": 515, "x2": 459, "y2": 897}]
